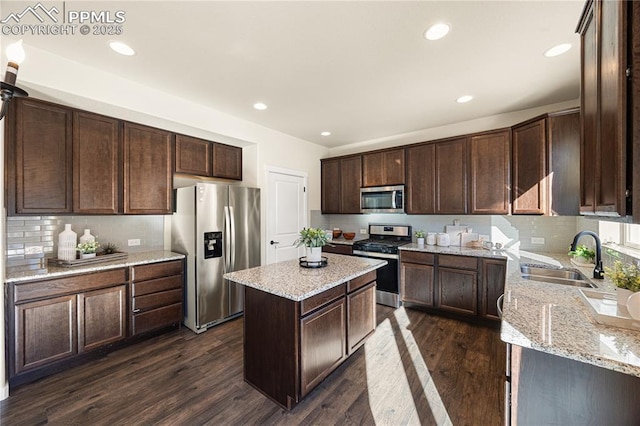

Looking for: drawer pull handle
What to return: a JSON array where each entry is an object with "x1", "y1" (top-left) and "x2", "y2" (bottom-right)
[{"x1": 133, "y1": 308, "x2": 141, "y2": 313}]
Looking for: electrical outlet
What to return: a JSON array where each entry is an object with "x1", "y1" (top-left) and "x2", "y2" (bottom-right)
[
  {"x1": 360, "y1": 229, "x2": 367, "y2": 234},
  {"x1": 128, "y1": 239, "x2": 141, "y2": 246},
  {"x1": 25, "y1": 246, "x2": 43, "y2": 255},
  {"x1": 531, "y1": 237, "x2": 545, "y2": 245}
]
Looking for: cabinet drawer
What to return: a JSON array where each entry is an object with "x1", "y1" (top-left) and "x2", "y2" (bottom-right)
[
  {"x1": 438, "y1": 255, "x2": 478, "y2": 270},
  {"x1": 323, "y1": 245, "x2": 353, "y2": 255},
  {"x1": 133, "y1": 288, "x2": 182, "y2": 312},
  {"x1": 301, "y1": 283, "x2": 346, "y2": 316},
  {"x1": 132, "y1": 275, "x2": 183, "y2": 297},
  {"x1": 400, "y1": 251, "x2": 435, "y2": 265},
  {"x1": 131, "y1": 303, "x2": 182, "y2": 336},
  {"x1": 132, "y1": 260, "x2": 183, "y2": 282},
  {"x1": 14, "y1": 268, "x2": 127, "y2": 304},
  {"x1": 348, "y1": 270, "x2": 376, "y2": 293}
]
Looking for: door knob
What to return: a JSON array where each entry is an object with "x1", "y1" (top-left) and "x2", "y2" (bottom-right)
[{"x1": 270, "y1": 240, "x2": 279, "y2": 245}]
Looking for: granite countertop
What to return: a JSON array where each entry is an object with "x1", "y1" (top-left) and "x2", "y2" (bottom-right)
[
  {"x1": 329, "y1": 237, "x2": 363, "y2": 246},
  {"x1": 400, "y1": 244, "x2": 640, "y2": 377},
  {"x1": 224, "y1": 253, "x2": 386, "y2": 301},
  {"x1": 400, "y1": 243, "x2": 509, "y2": 260},
  {"x1": 500, "y1": 251, "x2": 640, "y2": 378},
  {"x1": 6, "y1": 250, "x2": 185, "y2": 283}
]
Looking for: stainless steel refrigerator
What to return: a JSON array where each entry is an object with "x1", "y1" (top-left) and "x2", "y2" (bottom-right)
[{"x1": 172, "y1": 183, "x2": 260, "y2": 333}]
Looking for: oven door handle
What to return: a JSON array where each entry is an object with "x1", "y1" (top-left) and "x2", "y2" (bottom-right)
[{"x1": 353, "y1": 250, "x2": 399, "y2": 260}]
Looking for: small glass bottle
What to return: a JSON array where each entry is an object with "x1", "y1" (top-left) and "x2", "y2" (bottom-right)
[{"x1": 58, "y1": 224, "x2": 77, "y2": 261}]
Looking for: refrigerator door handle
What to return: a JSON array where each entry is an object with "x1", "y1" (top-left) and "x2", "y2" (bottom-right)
[
  {"x1": 229, "y1": 205, "x2": 236, "y2": 271},
  {"x1": 224, "y1": 205, "x2": 232, "y2": 272}
]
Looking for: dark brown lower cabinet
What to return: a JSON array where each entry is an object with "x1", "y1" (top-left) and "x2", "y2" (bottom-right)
[
  {"x1": 78, "y1": 285, "x2": 127, "y2": 352},
  {"x1": 438, "y1": 267, "x2": 478, "y2": 316},
  {"x1": 507, "y1": 344, "x2": 640, "y2": 425},
  {"x1": 9, "y1": 269, "x2": 127, "y2": 380},
  {"x1": 322, "y1": 244, "x2": 354, "y2": 255},
  {"x1": 7, "y1": 259, "x2": 185, "y2": 386},
  {"x1": 243, "y1": 271, "x2": 376, "y2": 410},
  {"x1": 130, "y1": 260, "x2": 184, "y2": 336},
  {"x1": 14, "y1": 295, "x2": 77, "y2": 374},
  {"x1": 400, "y1": 251, "x2": 505, "y2": 324}
]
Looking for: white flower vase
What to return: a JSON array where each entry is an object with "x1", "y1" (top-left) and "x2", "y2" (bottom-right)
[
  {"x1": 307, "y1": 246, "x2": 322, "y2": 262},
  {"x1": 79, "y1": 229, "x2": 95, "y2": 244},
  {"x1": 617, "y1": 288, "x2": 633, "y2": 306},
  {"x1": 626, "y1": 292, "x2": 640, "y2": 320},
  {"x1": 81, "y1": 253, "x2": 96, "y2": 260},
  {"x1": 417, "y1": 237, "x2": 425, "y2": 246},
  {"x1": 58, "y1": 224, "x2": 77, "y2": 261}
]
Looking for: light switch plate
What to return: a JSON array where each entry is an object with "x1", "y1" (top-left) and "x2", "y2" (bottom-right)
[
  {"x1": 128, "y1": 239, "x2": 141, "y2": 246},
  {"x1": 360, "y1": 229, "x2": 367, "y2": 234},
  {"x1": 531, "y1": 237, "x2": 545, "y2": 245}
]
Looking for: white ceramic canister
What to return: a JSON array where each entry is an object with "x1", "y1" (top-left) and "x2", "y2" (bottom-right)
[
  {"x1": 426, "y1": 233, "x2": 436, "y2": 245},
  {"x1": 79, "y1": 229, "x2": 95, "y2": 244},
  {"x1": 436, "y1": 233, "x2": 450, "y2": 247},
  {"x1": 58, "y1": 224, "x2": 77, "y2": 261}
]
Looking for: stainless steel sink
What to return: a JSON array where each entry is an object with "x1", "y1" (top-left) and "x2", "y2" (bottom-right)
[
  {"x1": 520, "y1": 265, "x2": 595, "y2": 288},
  {"x1": 520, "y1": 265, "x2": 584, "y2": 280}
]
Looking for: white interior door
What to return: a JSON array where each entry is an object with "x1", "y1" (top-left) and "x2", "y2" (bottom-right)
[{"x1": 266, "y1": 167, "x2": 307, "y2": 264}]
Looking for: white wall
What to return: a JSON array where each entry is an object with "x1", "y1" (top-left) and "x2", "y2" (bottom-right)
[{"x1": 328, "y1": 99, "x2": 579, "y2": 157}]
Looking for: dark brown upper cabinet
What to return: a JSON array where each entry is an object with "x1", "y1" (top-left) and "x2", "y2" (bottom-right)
[
  {"x1": 175, "y1": 135, "x2": 242, "y2": 181},
  {"x1": 73, "y1": 111, "x2": 121, "y2": 214},
  {"x1": 212, "y1": 142, "x2": 242, "y2": 181},
  {"x1": 435, "y1": 137, "x2": 468, "y2": 214},
  {"x1": 405, "y1": 143, "x2": 435, "y2": 214},
  {"x1": 362, "y1": 148, "x2": 405, "y2": 187},
  {"x1": 512, "y1": 118, "x2": 547, "y2": 215},
  {"x1": 123, "y1": 123, "x2": 174, "y2": 215},
  {"x1": 577, "y1": 0, "x2": 629, "y2": 217},
  {"x1": 547, "y1": 109, "x2": 580, "y2": 216},
  {"x1": 469, "y1": 129, "x2": 511, "y2": 215},
  {"x1": 321, "y1": 155, "x2": 362, "y2": 214},
  {"x1": 175, "y1": 134, "x2": 212, "y2": 176},
  {"x1": 7, "y1": 98, "x2": 73, "y2": 214},
  {"x1": 405, "y1": 137, "x2": 467, "y2": 214}
]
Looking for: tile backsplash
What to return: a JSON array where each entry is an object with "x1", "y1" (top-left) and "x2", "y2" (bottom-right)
[
  {"x1": 5, "y1": 215, "x2": 165, "y2": 275},
  {"x1": 311, "y1": 212, "x2": 580, "y2": 253}
]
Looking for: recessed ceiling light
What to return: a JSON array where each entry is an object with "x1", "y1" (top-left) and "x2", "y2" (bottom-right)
[
  {"x1": 544, "y1": 43, "x2": 571, "y2": 57},
  {"x1": 456, "y1": 95, "x2": 473, "y2": 104},
  {"x1": 109, "y1": 41, "x2": 135, "y2": 56},
  {"x1": 253, "y1": 102, "x2": 268, "y2": 110},
  {"x1": 424, "y1": 23, "x2": 450, "y2": 41},
  {"x1": 321, "y1": 131, "x2": 331, "y2": 136}
]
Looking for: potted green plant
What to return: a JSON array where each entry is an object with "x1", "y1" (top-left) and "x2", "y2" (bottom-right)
[
  {"x1": 415, "y1": 230, "x2": 426, "y2": 246},
  {"x1": 604, "y1": 260, "x2": 640, "y2": 306},
  {"x1": 295, "y1": 227, "x2": 330, "y2": 261},
  {"x1": 77, "y1": 241, "x2": 100, "y2": 259},
  {"x1": 568, "y1": 244, "x2": 596, "y2": 265}
]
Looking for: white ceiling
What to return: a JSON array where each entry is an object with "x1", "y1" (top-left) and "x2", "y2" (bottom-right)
[{"x1": 5, "y1": 1, "x2": 585, "y2": 148}]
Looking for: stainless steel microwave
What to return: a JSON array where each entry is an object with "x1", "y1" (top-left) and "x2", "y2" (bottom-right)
[{"x1": 360, "y1": 185, "x2": 404, "y2": 213}]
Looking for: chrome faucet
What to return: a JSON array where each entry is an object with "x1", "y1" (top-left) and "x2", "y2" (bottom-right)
[{"x1": 570, "y1": 231, "x2": 604, "y2": 279}]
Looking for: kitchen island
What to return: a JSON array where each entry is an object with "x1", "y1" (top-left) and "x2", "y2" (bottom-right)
[{"x1": 224, "y1": 253, "x2": 386, "y2": 410}]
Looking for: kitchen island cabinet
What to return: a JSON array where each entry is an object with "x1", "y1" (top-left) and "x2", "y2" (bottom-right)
[{"x1": 224, "y1": 254, "x2": 384, "y2": 410}]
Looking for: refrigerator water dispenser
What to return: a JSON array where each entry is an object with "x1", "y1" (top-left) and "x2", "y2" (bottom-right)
[{"x1": 204, "y1": 231, "x2": 222, "y2": 259}]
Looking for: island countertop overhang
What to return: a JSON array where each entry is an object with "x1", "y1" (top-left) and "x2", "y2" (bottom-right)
[{"x1": 223, "y1": 253, "x2": 387, "y2": 301}]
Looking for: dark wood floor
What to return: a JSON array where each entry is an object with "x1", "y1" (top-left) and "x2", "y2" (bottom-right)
[{"x1": 0, "y1": 306, "x2": 505, "y2": 425}]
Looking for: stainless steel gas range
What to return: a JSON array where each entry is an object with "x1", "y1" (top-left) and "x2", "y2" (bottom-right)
[{"x1": 353, "y1": 224, "x2": 411, "y2": 308}]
